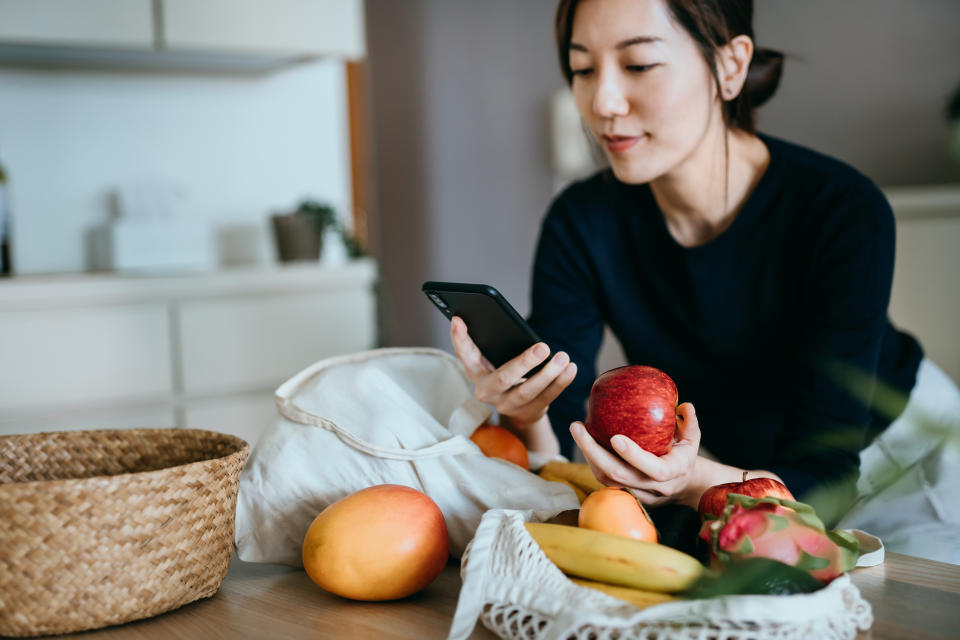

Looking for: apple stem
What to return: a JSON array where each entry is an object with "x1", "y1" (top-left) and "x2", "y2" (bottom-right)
[{"x1": 742, "y1": 470, "x2": 748, "y2": 482}]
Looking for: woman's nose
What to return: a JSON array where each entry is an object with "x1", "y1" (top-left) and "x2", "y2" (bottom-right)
[{"x1": 593, "y1": 70, "x2": 630, "y2": 118}]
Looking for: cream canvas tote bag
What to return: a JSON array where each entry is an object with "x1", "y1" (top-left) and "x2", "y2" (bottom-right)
[{"x1": 234, "y1": 348, "x2": 578, "y2": 564}]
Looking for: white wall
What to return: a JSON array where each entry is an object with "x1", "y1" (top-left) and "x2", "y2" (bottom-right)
[
  {"x1": 366, "y1": 0, "x2": 559, "y2": 348},
  {"x1": 754, "y1": 0, "x2": 960, "y2": 186},
  {"x1": 0, "y1": 59, "x2": 352, "y2": 274}
]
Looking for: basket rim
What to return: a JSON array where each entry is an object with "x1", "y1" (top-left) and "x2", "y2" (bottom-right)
[{"x1": 0, "y1": 427, "x2": 250, "y2": 490}]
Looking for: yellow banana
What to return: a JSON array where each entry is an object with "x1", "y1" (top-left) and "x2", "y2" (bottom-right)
[
  {"x1": 539, "y1": 461, "x2": 606, "y2": 494},
  {"x1": 539, "y1": 472, "x2": 587, "y2": 503},
  {"x1": 524, "y1": 522, "x2": 703, "y2": 592},
  {"x1": 569, "y1": 578, "x2": 680, "y2": 609}
]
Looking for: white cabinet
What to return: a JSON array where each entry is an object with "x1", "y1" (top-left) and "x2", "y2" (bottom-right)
[
  {"x1": 179, "y1": 289, "x2": 375, "y2": 396},
  {"x1": 0, "y1": 0, "x2": 153, "y2": 48},
  {"x1": 0, "y1": 304, "x2": 172, "y2": 410},
  {"x1": 162, "y1": 0, "x2": 365, "y2": 59},
  {"x1": 0, "y1": 260, "x2": 378, "y2": 442},
  {"x1": 885, "y1": 186, "x2": 960, "y2": 383},
  {"x1": 0, "y1": 0, "x2": 365, "y2": 70}
]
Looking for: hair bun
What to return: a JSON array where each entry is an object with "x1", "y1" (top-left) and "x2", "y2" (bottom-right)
[{"x1": 744, "y1": 48, "x2": 784, "y2": 108}]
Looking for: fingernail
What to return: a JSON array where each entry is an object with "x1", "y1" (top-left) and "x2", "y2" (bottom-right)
[
  {"x1": 534, "y1": 343, "x2": 549, "y2": 358},
  {"x1": 554, "y1": 351, "x2": 569, "y2": 366},
  {"x1": 612, "y1": 435, "x2": 628, "y2": 452},
  {"x1": 570, "y1": 422, "x2": 583, "y2": 436}
]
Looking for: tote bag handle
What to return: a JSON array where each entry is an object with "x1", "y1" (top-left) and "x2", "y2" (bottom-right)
[{"x1": 275, "y1": 347, "x2": 485, "y2": 461}]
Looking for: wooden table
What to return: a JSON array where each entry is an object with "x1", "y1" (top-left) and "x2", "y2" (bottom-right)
[{"x1": 35, "y1": 552, "x2": 960, "y2": 640}]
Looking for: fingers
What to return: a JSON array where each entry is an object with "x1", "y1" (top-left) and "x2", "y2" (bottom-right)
[
  {"x1": 609, "y1": 416, "x2": 700, "y2": 485},
  {"x1": 611, "y1": 403, "x2": 700, "y2": 483},
  {"x1": 494, "y1": 342, "x2": 552, "y2": 389},
  {"x1": 610, "y1": 402, "x2": 700, "y2": 482},
  {"x1": 498, "y1": 351, "x2": 577, "y2": 414},
  {"x1": 571, "y1": 410, "x2": 700, "y2": 500},
  {"x1": 474, "y1": 341, "x2": 551, "y2": 402},
  {"x1": 676, "y1": 402, "x2": 701, "y2": 447},
  {"x1": 570, "y1": 422, "x2": 650, "y2": 488},
  {"x1": 449, "y1": 316, "x2": 493, "y2": 379},
  {"x1": 537, "y1": 359, "x2": 579, "y2": 405},
  {"x1": 609, "y1": 434, "x2": 675, "y2": 483},
  {"x1": 626, "y1": 487, "x2": 670, "y2": 507}
]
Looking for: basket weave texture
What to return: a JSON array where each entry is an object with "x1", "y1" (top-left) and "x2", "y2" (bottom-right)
[{"x1": 0, "y1": 428, "x2": 250, "y2": 637}]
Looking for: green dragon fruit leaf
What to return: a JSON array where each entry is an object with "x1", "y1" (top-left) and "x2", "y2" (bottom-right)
[
  {"x1": 795, "y1": 550, "x2": 831, "y2": 571},
  {"x1": 768, "y1": 514, "x2": 790, "y2": 532},
  {"x1": 734, "y1": 535, "x2": 755, "y2": 554},
  {"x1": 723, "y1": 494, "x2": 827, "y2": 532},
  {"x1": 827, "y1": 528, "x2": 861, "y2": 571}
]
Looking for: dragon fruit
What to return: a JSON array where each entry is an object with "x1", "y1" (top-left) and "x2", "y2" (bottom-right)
[{"x1": 699, "y1": 494, "x2": 859, "y2": 584}]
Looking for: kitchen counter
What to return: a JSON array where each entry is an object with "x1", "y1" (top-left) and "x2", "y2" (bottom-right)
[{"x1": 29, "y1": 551, "x2": 960, "y2": 640}]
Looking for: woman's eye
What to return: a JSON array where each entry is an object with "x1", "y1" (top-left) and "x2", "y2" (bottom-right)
[
  {"x1": 627, "y1": 64, "x2": 658, "y2": 73},
  {"x1": 570, "y1": 68, "x2": 594, "y2": 77}
]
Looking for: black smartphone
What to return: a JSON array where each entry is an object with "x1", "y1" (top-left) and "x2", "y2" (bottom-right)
[{"x1": 422, "y1": 281, "x2": 549, "y2": 377}]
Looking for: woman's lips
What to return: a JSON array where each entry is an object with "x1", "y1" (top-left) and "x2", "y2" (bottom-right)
[{"x1": 603, "y1": 134, "x2": 644, "y2": 153}]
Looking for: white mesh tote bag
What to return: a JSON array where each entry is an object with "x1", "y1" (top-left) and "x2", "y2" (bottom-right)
[{"x1": 449, "y1": 509, "x2": 882, "y2": 640}]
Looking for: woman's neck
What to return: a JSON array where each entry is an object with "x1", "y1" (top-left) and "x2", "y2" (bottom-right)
[{"x1": 649, "y1": 127, "x2": 770, "y2": 248}]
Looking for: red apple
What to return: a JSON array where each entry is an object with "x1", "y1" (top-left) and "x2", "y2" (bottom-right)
[
  {"x1": 697, "y1": 471, "x2": 795, "y2": 520},
  {"x1": 584, "y1": 365, "x2": 678, "y2": 457}
]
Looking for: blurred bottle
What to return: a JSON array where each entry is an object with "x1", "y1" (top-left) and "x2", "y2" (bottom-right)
[{"x1": 0, "y1": 150, "x2": 11, "y2": 276}]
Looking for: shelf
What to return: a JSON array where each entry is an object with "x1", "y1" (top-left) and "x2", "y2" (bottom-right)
[{"x1": 0, "y1": 258, "x2": 377, "y2": 310}]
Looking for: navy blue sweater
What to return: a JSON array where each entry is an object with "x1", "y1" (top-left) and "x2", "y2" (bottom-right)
[{"x1": 527, "y1": 134, "x2": 922, "y2": 503}]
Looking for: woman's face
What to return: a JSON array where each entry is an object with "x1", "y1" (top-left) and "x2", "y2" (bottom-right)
[{"x1": 569, "y1": 0, "x2": 721, "y2": 184}]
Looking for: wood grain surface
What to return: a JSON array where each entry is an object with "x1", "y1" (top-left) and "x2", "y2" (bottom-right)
[{"x1": 26, "y1": 552, "x2": 959, "y2": 640}]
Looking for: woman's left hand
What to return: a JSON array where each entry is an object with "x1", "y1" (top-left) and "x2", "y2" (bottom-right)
[{"x1": 570, "y1": 402, "x2": 703, "y2": 508}]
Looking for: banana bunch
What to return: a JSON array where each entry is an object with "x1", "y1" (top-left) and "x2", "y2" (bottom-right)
[
  {"x1": 536, "y1": 461, "x2": 605, "y2": 503},
  {"x1": 569, "y1": 578, "x2": 680, "y2": 609},
  {"x1": 525, "y1": 522, "x2": 703, "y2": 596}
]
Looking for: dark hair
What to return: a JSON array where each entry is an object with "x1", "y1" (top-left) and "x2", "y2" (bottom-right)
[{"x1": 554, "y1": 0, "x2": 783, "y2": 133}]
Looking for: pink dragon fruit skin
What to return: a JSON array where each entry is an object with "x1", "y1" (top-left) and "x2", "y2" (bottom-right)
[{"x1": 700, "y1": 495, "x2": 859, "y2": 584}]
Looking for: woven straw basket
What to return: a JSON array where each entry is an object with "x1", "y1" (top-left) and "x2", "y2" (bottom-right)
[{"x1": 0, "y1": 428, "x2": 250, "y2": 637}]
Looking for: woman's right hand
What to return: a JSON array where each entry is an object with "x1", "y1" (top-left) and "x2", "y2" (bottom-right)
[{"x1": 450, "y1": 316, "x2": 577, "y2": 453}]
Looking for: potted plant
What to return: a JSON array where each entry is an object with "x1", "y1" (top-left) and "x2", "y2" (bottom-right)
[{"x1": 271, "y1": 200, "x2": 365, "y2": 263}]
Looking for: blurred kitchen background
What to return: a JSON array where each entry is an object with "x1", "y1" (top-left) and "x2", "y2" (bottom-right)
[{"x1": 1, "y1": 0, "x2": 958, "y2": 444}]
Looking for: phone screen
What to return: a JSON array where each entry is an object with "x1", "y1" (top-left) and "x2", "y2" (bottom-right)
[{"x1": 422, "y1": 282, "x2": 548, "y2": 377}]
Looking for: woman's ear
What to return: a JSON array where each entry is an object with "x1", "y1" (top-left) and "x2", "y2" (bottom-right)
[{"x1": 716, "y1": 34, "x2": 754, "y2": 101}]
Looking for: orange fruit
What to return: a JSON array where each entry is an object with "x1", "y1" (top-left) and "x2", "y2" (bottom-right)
[
  {"x1": 469, "y1": 423, "x2": 529, "y2": 469},
  {"x1": 578, "y1": 486, "x2": 658, "y2": 543},
  {"x1": 302, "y1": 484, "x2": 449, "y2": 600}
]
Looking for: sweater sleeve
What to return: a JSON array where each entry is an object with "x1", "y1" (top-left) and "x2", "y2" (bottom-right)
[
  {"x1": 768, "y1": 185, "x2": 896, "y2": 518},
  {"x1": 527, "y1": 196, "x2": 605, "y2": 459}
]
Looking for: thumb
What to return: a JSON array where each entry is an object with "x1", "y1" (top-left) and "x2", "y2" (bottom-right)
[{"x1": 676, "y1": 402, "x2": 700, "y2": 444}]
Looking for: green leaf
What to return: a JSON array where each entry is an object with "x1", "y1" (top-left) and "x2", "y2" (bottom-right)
[
  {"x1": 827, "y1": 529, "x2": 861, "y2": 571},
  {"x1": 734, "y1": 535, "x2": 755, "y2": 554},
  {"x1": 722, "y1": 494, "x2": 826, "y2": 533},
  {"x1": 795, "y1": 551, "x2": 830, "y2": 571},
  {"x1": 767, "y1": 514, "x2": 790, "y2": 531},
  {"x1": 791, "y1": 506, "x2": 828, "y2": 532}
]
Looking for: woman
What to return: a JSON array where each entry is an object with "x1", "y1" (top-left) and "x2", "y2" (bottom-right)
[{"x1": 449, "y1": 0, "x2": 959, "y2": 560}]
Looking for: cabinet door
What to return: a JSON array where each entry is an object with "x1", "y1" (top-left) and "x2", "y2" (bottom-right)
[
  {"x1": 0, "y1": 0, "x2": 153, "y2": 47},
  {"x1": 177, "y1": 289, "x2": 376, "y2": 396},
  {"x1": 0, "y1": 304, "x2": 173, "y2": 412},
  {"x1": 161, "y1": 0, "x2": 365, "y2": 58},
  {"x1": 889, "y1": 216, "x2": 960, "y2": 383}
]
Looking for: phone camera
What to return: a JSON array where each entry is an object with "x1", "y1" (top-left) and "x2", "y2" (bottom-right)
[{"x1": 430, "y1": 293, "x2": 448, "y2": 309}]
